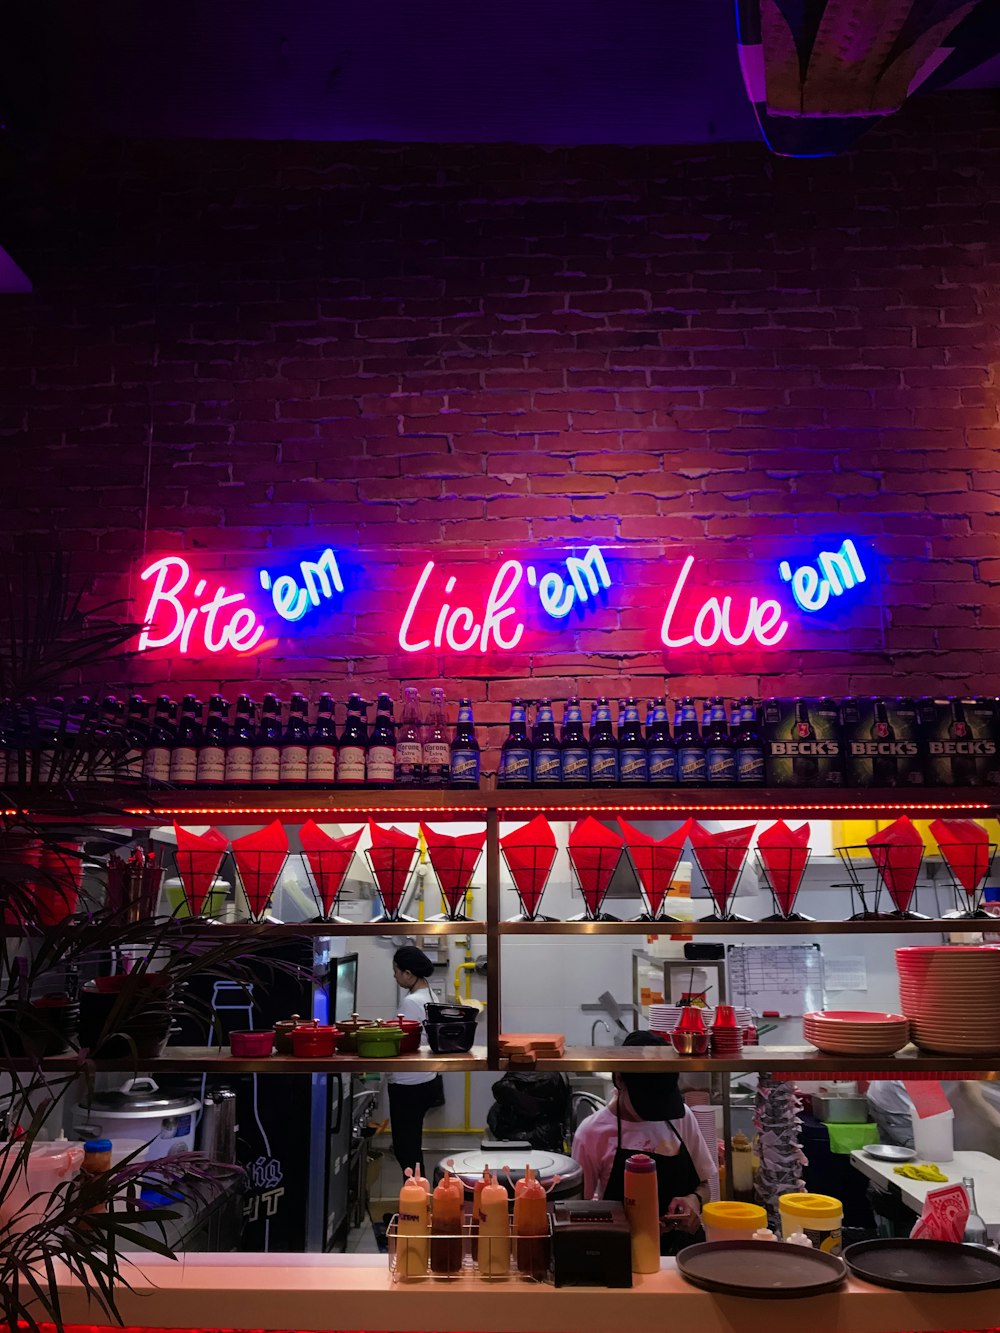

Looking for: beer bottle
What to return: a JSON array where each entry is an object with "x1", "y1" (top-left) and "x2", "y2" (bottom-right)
[
  {"x1": 498, "y1": 700, "x2": 532, "y2": 789},
  {"x1": 122, "y1": 695, "x2": 149, "y2": 784},
  {"x1": 618, "y1": 697, "x2": 648, "y2": 787},
  {"x1": 396, "y1": 687, "x2": 424, "y2": 785},
  {"x1": 307, "y1": 693, "x2": 338, "y2": 785},
  {"x1": 734, "y1": 697, "x2": 765, "y2": 786},
  {"x1": 279, "y1": 693, "x2": 310, "y2": 784},
  {"x1": 532, "y1": 699, "x2": 561, "y2": 787},
  {"x1": 337, "y1": 693, "x2": 367, "y2": 785},
  {"x1": 870, "y1": 698, "x2": 897, "y2": 787},
  {"x1": 589, "y1": 698, "x2": 619, "y2": 787},
  {"x1": 792, "y1": 699, "x2": 819, "y2": 785},
  {"x1": 560, "y1": 697, "x2": 590, "y2": 786},
  {"x1": 144, "y1": 698, "x2": 174, "y2": 778},
  {"x1": 169, "y1": 696, "x2": 203, "y2": 785},
  {"x1": 92, "y1": 695, "x2": 121, "y2": 783},
  {"x1": 251, "y1": 694, "x2": 282, "y2": 786},
  {"x1": 647, "y1": 697, "x2": 677, "y2": 786},
  {"x1": 676, "y1": 697, "x2": 706, "y2": 786},
  {"x1": 449, "y1": 698, "x2": 480, "y2": 788},
  {"x1": 948, "y1": 698, "x2": 976, "y2": 786},
  {"x1": 197, "y1": 695, "x2": 230, "y2": 785},
  {"x1": 367, "y1": 693, "x2": 397, "y2": 787},
  {"x1": 705, "y1": 696, "x2": 736, "y2": 786},
  {"x1": 423, "y1": 687, "x2": 450, "y2": 787},
  {"x1": 225, "y1": 695, "x2": 255, "y2": 786}
]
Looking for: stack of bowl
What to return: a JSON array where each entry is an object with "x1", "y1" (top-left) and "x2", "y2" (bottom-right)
[
  {"x1": 803, "y1": 1010, "x2": 911, "y2": 1056},
  {"x1": 897, "y1": 946, "x2": 1000, "y2": 1055}
]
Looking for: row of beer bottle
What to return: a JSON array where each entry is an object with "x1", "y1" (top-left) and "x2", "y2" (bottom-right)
[
  {"x1": 497, "y1": 696, "x2": 766, "y2": 788},
  {"x1": 1, "y1": 689, "x2": 482, "y2": 790}
]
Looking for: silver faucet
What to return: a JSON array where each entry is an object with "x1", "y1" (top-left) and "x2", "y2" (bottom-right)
[{"x1": 590, "y1": 1018, "x2": 613, "y2": 1045}]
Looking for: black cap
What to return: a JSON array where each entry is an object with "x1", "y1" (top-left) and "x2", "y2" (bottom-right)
[
  {"x1": 618, "y1": 1030, "x2": 685, "y2": 1121},
  {"x1": 393, "y1": 945, "x2": 434, "y2": 979}
]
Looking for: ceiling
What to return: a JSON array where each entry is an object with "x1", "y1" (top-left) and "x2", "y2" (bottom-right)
[{"x1": 3, "y1": 0, "x2": 1000, "y2": 146}]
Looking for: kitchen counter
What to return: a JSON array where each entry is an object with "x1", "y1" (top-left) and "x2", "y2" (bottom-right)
[
  {"x1": 50, "y1": 1252, "x2": 1000, "y2": 1333},
  {"x1": 850, "y1": 1148, "x2": 1000, "y2": 1240}
]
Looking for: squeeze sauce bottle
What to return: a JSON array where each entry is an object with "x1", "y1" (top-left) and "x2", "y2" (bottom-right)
[
  {"x1": 513, "y1": 1164, "x2": 550, "y2": 1279},
  {"x1": 472, "y1": 1166, "x2": 491, "y2": 1263},
  {"x1": 478, "y1": 1175, "x2": 511, "y2": 1277},
  {"x1": 430, "y1": 1171, "x2": 464, "y2": 1274},
  {"x1": 397, "y1": 1170, "x2": 430, "y2": 1278},
  {"x1": 623, "y1": 1152, "x2": 660, "y2": 1274}
]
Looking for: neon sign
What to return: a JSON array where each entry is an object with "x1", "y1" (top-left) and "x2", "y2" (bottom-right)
[
  {"x1": 258, "y1": 547, "x2": 344, "y2": 623},
  {"x1": 137, "y1": 556, "x2": 265, "y2": 654},
  {"x1": 134, "y1": 538, "x2": 873, "y2": 658},
  {"x1": 778, "y1": 539, "x2": 867, "y2": 612}
]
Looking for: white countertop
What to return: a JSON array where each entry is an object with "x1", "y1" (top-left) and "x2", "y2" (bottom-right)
[
  {"x1": 850, "y1": 1148, "x2": 1000, "y2": 1239},
  {"x1": 49, "y1": 1252, "x2": 1000, "y2": 1333}
]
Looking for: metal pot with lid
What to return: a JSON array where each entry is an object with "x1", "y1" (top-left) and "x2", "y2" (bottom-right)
[
  {"x1": 433, "y1": 1141, "x2": 583, "y2": 1199},
  {"x1": 74, "y1": 1077, "x2": 202, "y2": 1155}
]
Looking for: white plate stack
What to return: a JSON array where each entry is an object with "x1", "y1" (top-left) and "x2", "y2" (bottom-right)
[{"x1": 896, "y1": 946, "x2": 1000, "y2": 1055}]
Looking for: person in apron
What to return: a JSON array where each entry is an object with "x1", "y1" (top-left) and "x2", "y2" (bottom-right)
[
  {"x1": 572, "y1": 1031, "x2": 716, "y2": 1255},
  {"x1": 387, "y1": 946, "x2": 445, "y2": 1173}
]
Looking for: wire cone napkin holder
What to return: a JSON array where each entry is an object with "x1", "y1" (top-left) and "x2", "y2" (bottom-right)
[
  {"x1": 298, "y1": 848, "x2": 357, "y2": 923},
  {"x1": 836, "y1": 844, "x2": 927, "y2": 920},
  {"x1": 499, "y1": 842, "x2": 556, "y2": 921},
  {"x1": 690, "y1": 843, "x2": 752, "y2": 922},
  {"x1": 364, "y1": 845, "x2": 418, "y2": 922},
  {"x1": 426, "y1": 845, "x2": 483, "y2": 922},
  {"x1": 567, "y1": 843, "x2": 624, "y2": 922},
  {"x1": 170, "y1": 847, "x2": 228, "y2": 920},
  {"x1": 936, "y1": 841, "x2": 997, "y2": 919},
  {"x1": 231, "y1": 848, "x2": 289, "y2": 923},
  {"x1": 752, "y1": 846, "x2": 814, "y2": 921}
]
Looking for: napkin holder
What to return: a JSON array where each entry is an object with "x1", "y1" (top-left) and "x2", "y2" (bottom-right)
[{"x1": 552, "y1": 1201, "x2": 632, "y2": 1288}]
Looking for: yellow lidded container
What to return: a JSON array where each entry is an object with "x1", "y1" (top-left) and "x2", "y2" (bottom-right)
[
  {"x1": 778, "y1": 1192, "x2": 843, "y2": 1253},
  {"x1": 702, "y1": 1201, "x2": 768, "y2": 1242}
]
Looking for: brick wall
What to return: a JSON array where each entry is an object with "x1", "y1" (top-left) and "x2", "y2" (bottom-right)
[{"x1": 1, "y1": 91, "x2": 999, "y2": 767}]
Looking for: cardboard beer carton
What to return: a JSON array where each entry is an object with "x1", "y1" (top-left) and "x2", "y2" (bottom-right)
[
  {"x1": 840, "y1": 696, "x2": 925, "y2": 788},
  {"x1": 762, "y1": 697, "x2": 844, "y2": 787},
  {"x1": 917, "y1": 697, "x2": 1000, "y2": 787}
]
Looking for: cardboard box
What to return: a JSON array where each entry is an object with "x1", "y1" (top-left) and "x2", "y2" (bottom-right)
[
  {"x1": 762, "y1": 697, "x2": 844, "y2": 787},
  {"x1": 917, "y1": 697, "x2": 1000, "y2": 787},
  {"x1": 840, "y1": 696, "x2": 925, "y2": 788}
]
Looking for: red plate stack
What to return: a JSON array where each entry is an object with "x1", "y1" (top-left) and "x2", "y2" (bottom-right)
[
  {"x1": 896, "y1": 946, "x2": 1000, "y2": 1055},
  {"x1": 803, "y1": 1010, "x2": 910, "y2": 1056}
]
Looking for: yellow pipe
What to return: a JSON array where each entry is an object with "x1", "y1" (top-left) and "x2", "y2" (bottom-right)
[{"x1": 453, "y1": 960, "x2": 476, "y2": 1001}]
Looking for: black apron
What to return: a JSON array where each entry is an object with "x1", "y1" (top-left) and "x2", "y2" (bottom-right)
[{"x1": 602, "y1": 1109, "x2": 706, "y2": 1255}]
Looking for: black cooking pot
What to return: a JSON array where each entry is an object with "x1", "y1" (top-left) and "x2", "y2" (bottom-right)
[
  {"x1": 424, "y1": 1018, "x2": 478, "y2": 1054},
  {"x1": 424, "y1": 1001, "x2": 480, "y2": 1024}
]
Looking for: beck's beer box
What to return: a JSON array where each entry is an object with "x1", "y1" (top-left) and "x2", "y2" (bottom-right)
[
  {"x1": 840, "y1": 696, "x2": 924, "y2": 788},
  {"x1": 762, "y1": 697, "x2": 844, "y2": 787},
  {"x1": 917, "y1": 697, "x2": 1000, "y2": 787}
]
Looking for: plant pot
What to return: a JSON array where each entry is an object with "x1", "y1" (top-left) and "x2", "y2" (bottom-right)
[
  {"x1": 79, "y1": 984, "x2": 174, "y2": 1060},
  {"x1": 0, "y1": 998, "x2": 79, "y2": 1058}
]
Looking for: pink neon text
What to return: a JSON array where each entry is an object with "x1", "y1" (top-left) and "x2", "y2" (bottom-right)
[
  {"x1": 398, "y1": 559, "x2": 525, "y2": 653},
  {"x1": 659, "y1": 555, "x2": 788, "y2": 649},
  {"x1": 137, "y1": 556, "x2": 265, "y2": 654}
]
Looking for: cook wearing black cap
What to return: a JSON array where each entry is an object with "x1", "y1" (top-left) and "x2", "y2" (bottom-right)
[
  {"x1": 571, "y1": 1031, "x2": 717, "y2": 1253},
  {"x1": 387, "y1": 945, "x2": 443, "y2": 1174}
]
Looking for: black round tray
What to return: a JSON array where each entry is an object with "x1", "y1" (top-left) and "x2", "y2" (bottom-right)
[
  {"x1": 677, "y1": 1240, "x2": 847, "y2": 1299},
  {"x1": 844, "y1": 1238, "x2": 1000, "y2": 1292}
]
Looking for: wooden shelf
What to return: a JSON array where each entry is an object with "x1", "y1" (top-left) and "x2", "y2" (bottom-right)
[
  {"x1": 7, "y1": 784, "x2": 999, "y2": 826},
  {"x1": 521, "y1": 1044, "x2": 1000, "y2": 1074},
  {"x1": 0, "y1": 1045, "x2": 489, "y2": 1075},
  {"x1": 498, "y1": 917, "x2": 1000, "y2": 935}
]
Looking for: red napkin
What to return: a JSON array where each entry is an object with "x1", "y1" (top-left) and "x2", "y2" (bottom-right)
[
  {"x1": 367, "y1": 821, "x2": 418, "y2": 916},
  {"x1": 688, "y1": 821, "x2": 756, "y2": 913},
  {"x1": 868, "y1": 816, "x2": 923, "y2": 912},
  {"x1": 568, "y1": 816, "x2": 624, "y2": 916},
  {"x1": 617, "y1": 818, "x2": 691, "y2": 917},
  {"x1": 903, "y1": 1080, "x2": 951, "y2": 1119},
  {"x1": 299, "y1": 821, "x2": 363, "y2": 917},
  {"x1": 231, "y1": 821, "x2": 289, "y2": 919},
  {"x1": 173, "y1": 824, "x2": 229, "y2": 916},
  {"x1": 500, "y1": 815, "x2": 557, "y2": 917},
  {"x1": 910, "y1": 1184, "x2": 968, "y2": 1243},
  {"x1": 929, "y1": 818, "x2": 991, "y2": 895},
  {"x1": 420, "y1": 824, "x2": 485, "y2": 916},
  {"x1": 757, "y1": 820, "x2": 811, "y2": 915}
]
